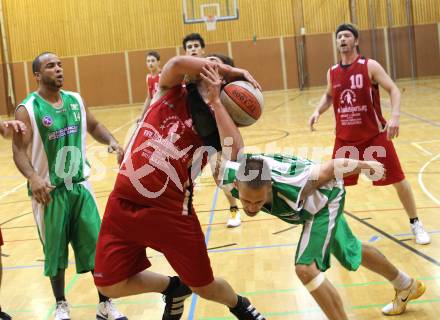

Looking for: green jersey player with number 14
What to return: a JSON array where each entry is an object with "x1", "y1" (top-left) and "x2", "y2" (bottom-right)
[{"x1": 12, "y1": 52, "x2": 127, "y2": 320}]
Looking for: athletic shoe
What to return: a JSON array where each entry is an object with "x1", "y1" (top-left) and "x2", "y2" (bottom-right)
[
  {"x1": 382, "y1": 279, "x2": 426, "y2": 315},
  {"x1": 54, "y1": 300, "x2": 70, "y2": 320},
  {"x1": 229, "y1": 296, "x2": 265, "y2": 320},
  {"x1": 227, "y1": 207, "x2": 241, "y2": 228},
  {"x1": 0, "y1": 310, "x2": 12, "y2": 320},
  {"x1": 411, "y1": 220, "x2": 431, "y2": 245},
  {"x1": 96, "y1": 299, "x2": 128, "y2": 320},
  {"x1": 162, "y1": 278, "x2": 192, "y2": 320}
]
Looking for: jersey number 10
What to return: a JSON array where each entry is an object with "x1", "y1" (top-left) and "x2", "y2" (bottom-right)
[{"x1": 350, "y1": 74, "x2": 363, "y2": 89}]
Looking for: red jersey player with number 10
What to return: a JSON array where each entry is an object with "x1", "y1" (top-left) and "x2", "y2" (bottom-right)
[{"x1": 308, "y1": 23, "x2": 430, "y2": 245}]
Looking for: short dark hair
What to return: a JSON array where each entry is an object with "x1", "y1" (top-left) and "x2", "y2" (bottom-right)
[
  {"x1": 146, "y1": 51, "x2": 160, "y2": 61},
  {"x1": 206, "y1": 53, "x2": 235, "y2": 67},
  {"x1": 182, "y1": 33, "x2": 205, "y2": 50},
  {"x1": 32, "y1": 52, "x2": 55, "y2": 74},
  {"x1": 336, "y1": 23, "x2": 359, "y2": 39},
  {"x1": 236, "y1": 158, "x2": 271, "y2": 189}
]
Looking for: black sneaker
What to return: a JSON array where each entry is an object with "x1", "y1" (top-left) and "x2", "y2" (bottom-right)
[
  {"x1": 229, "y1": 296, "x2": 265, "y2": 320},
  {"x1": 162, "y1": 277, "x2": 192, "y2": 320},
  {"x1": 0, "y1": 310, "x2": 12, "y2": 320}
]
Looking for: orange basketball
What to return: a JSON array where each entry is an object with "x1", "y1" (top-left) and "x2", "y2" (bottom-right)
[{"x1": 220, "y1": 80, "x2": 264, "y2": 127}]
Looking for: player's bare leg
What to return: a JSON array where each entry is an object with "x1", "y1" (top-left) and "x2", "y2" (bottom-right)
[
  {"x1": 393, "y1": 179, "x2": 430, "y2": 244},
  {"x1": 295, "y1": 262, "x2": 348, "y2": 320},
  {"x1": 393, "y1": 179, "x2": 417, "y2": 219},
  {"x1": 97, "y1": 270, "x2": 170, "y2": 297},
  {"x1": 98, "y1": 271, "x2": 265, "y2": 319}
]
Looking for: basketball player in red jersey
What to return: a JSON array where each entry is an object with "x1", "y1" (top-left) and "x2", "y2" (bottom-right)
[
  {"x1": 93, "y1": 55, "x2": 266, "y2": 320},
  {"x1": 0, "y1": 119, "x2": 26, "y2": 320},
  {"x1": 183, "y1": 32, "x2": 243, "y2": 228},
  {"x1": 308, "y1": 23, "x2": 430, "y2": 245},
  {"x1": 140, "y1": 51, "x2": 161, "y2": 119}
]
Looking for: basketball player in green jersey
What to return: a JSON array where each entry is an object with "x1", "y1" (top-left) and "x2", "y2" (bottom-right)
[
  {"x1": 218, "y1": 154, "x2": 426, "y2": 319},
  {"x1": 183, "y1": 33, "x2": 242, "y2": 228},
  {"x1": 0, "y1": 119, "x2": 26, "y2": 320},
  {"x1": 12, "y1": 52, "x2": 127, "y2": 320}
]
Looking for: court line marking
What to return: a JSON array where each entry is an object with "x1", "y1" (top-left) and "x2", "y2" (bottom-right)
[
  {"x1": 272, "y1": 225, "x2": 297, "y2": 235},
  {"x1": 7, "y1": 274, "x2": 440, "y2": 317},
  {"x1": 188, "y1": 187, "x2": 220, "y2": 320},
  {"x1": 400, "y1": 109, "x2": 440, "y2": 128},
  {"x1": 413, "y1": 139, "x2": 440, "y2": 144},
  {"x1": 345, "y1": 210, "x2": 440, "y2": 267},
  {"x1": 198, "y1": 298, "x2": 440, "y2": 319},
  {"x1": 0, "y1": 211, "x2": 32, "y2": 226},
  {"x1": 207, "y1": 243, "x2": 237, "y2": 250},
  {"x1": 418, "y1": 152, "x2": 440, "y2": 206},
  {"x1": 8, "y1": 227, "x2": 440, "y2": 270},
  {"x1": 411, "y1": 142, "x2": 433, "y2": 156}
]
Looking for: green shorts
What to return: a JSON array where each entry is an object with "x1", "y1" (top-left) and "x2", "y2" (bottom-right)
[
  {"x1": 32, "y1": 181, "x2": 101, "y2": 277},
  {"x1": 295, "y1": 188, "x2": 362, "y2": 272}
]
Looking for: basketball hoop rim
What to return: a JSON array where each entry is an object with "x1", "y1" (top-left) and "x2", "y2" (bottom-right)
[
  {"x1": 203, "y1": 15, "x2": 217, "y2": 23},
  {"x1": 203, "y1": 14, "x2": 217, "y2": 31}
]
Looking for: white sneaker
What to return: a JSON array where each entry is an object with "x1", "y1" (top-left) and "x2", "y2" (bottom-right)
[
  {"x1": 411, "y1": 220, "x2": 431, "y2": 245},
  {"x1": 382, "y1": 279, "x2": 426, "y2": 315},
  {"x1": 226, "y1": 208, "x2": 241, "y2": 228},
  {"x1": 96, "y1": 299, "x2": 128, "y2": 320},
  {"x1": 54, "y1": 300, "x2": 70, "y2": 320}
]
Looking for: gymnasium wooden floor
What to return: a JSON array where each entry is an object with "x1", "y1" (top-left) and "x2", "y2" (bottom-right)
[{"x1": 1, "y1": 78, "x2": 439, "y2": 319}]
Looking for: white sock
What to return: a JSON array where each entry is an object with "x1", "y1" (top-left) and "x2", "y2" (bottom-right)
[{"x1": 391, "y1": 270, "x2": 412, "y2": 290}]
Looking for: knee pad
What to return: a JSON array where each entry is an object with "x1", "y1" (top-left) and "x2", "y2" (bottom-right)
[{"x1": 304, "y1": 272, "x2": 326, "y2": 292}]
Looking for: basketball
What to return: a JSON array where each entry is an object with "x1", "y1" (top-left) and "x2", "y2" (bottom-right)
[{"x1": 220, "y1": 80, "x2": 264, "y2": 127}]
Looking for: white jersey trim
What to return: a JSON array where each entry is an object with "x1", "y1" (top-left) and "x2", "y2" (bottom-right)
[
  {"x1": 19, "y1": 96, "x2": 50, "y2": 186},
  {"x1": 321, "y1": 188, "x2": 344, "y2": 261}
]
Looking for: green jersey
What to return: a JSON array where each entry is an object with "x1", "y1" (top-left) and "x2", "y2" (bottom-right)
[
  {"x1": 20, "y1": 90, "x2": 90, "y2": 191},
  {"x1": 220, "y1": 154, "x2": 345, "y2": 224}
]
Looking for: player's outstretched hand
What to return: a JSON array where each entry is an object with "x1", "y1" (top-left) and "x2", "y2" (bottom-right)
[
  {"x1": 226, "y1": 67, "x2": 261, "y2": 91},
  {"x1": 363, "y1": 160, "x2": 386, "y2": 182},
  {"x1": 239, "y1": 69, "x2": 261, "y2": 91},
  {"x1": 385, "y1": 116, "x2": 399, "y2": 140},
  {"x1": 200, "y1": 64, "x2": 223, "y2": 106},
  {"x1": 1, "y1": 120, "x2": 27, "y2": 138},
  {"x1": 108, "y1": 143, "x2": 124, "y2": 165},
  {"x1": 308, "y1": 112, "x2": 320, "y2": 131}
]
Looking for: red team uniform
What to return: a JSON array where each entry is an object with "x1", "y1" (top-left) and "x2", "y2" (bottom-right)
[
  {"x1": 330, "y1": 55, "x2": 404, "y2": 186},
  {"x1": 147, "y1": 73, "x2": 160, "y2": 98},
  {"x1": 94, "y1": 85, "x2": 215, "y2": 288}
]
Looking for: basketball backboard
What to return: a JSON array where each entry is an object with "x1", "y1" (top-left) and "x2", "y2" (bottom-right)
[{"x1": 182, "y1": 0, "x2": 239, "y2": 24}]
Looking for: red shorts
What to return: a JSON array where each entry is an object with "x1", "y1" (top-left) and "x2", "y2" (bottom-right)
[
  {"x1": 94, "y1": 193, "x2": 214, "y2": 288},
  {"x1": 332, "y1": 132, "x2": 405, "y2": 186},
  {"x1": 0, "y1": 228, "x2": 3, "y2": 246}
]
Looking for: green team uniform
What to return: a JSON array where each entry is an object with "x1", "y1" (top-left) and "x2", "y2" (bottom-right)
[
  {"x1": 221, "y1": 154, "x2": 362, "y2": 272},
  {"x1": 20, "y1": 90, "x2": 101, "y2": 277}
]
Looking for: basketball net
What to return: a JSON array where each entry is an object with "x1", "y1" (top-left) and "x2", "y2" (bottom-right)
[{"x1": 203, "y1": 15, "x2": 217, "y2": 31}]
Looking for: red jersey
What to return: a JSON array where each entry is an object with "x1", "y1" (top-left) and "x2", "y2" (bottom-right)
[
  {"x1": 114, "y1": 85, "x2": 206, "y2": 213},
  {"x1": 330, "y1": 56, "x2": 387, "y2": 144},
  {"x1": 147, "y1": 73, "x2": 160, "y2": 98}
]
